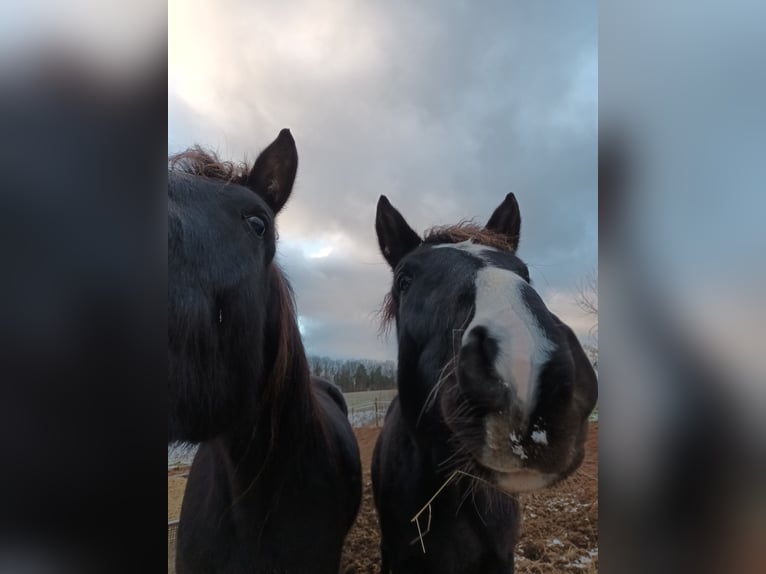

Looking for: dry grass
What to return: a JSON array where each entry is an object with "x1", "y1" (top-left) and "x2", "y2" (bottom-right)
[
  {"x1": 168, "y1": 423, "x2": 599, "y2": 573},
  {"x1": 167, "y1": 469, "x2": 188, "y2": 521}
]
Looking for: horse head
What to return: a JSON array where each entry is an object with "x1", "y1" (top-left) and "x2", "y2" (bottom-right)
[
  {"x1": 168, "y1": 129, "x2": 298, "y2": 443},
  {"x1": 376, "y1": 193, "x2": 598, "y2": 492}
]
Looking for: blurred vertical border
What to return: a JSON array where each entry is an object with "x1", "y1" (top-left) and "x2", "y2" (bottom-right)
[
  {"x1": 0, "y1": 2, "x2": 167, "y2": 572},
  {"x1": 600, "y1": 1, "x2": 766, "y2": 573}
]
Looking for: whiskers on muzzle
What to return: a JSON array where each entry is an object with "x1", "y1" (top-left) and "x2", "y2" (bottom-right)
[
  {"x1": 416, "y1": 357, "x2": 456, "y2": 428},
  {"x1": 415, "y1": 324, "x2": 470, "y2": 428},
  {"x1": 437, "y1": 381, "x2": 487, "y2": 471}
]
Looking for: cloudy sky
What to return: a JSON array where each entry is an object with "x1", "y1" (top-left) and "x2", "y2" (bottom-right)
[{"x1": 169, "y1": 0, "x2": 597, "y2": 361}]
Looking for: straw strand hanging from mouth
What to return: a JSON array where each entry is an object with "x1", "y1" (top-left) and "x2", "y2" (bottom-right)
[{"x1": 409, "y1": 469, "x2": 513, "y2": 553}]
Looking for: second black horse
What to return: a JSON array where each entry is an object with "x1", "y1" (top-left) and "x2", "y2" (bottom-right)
[{"x1": 372, "y1": 193, "x2": 598, "y2": 573}]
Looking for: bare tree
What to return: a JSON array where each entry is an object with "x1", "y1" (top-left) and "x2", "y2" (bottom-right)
[
  {"x1": 575, "y1": 266, "x2": 598, "y2": 337},
  {"x1": 575, "y1": 267, "x2": 598, "y2": 369}
]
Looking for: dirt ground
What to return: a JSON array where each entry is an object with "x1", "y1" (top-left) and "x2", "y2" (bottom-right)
[{"x1": 168, "y1": 422, "x2": 598, "y2": 573}]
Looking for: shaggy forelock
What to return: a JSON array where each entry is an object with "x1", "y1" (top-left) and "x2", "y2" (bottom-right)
[
  {"x1": 423, "y1": 222, "x2": 516, "y2": 251},
  {"x1": 169, "y1": 146, "x2": 252, "y2": 186}
]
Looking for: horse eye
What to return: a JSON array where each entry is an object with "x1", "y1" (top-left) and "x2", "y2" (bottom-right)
[
  {"x1": 246, "y1": 215, "x2": 267, "y2": 238},
  {"x1": 396, "y1": 272, "x2": 412, "y2": 293}
]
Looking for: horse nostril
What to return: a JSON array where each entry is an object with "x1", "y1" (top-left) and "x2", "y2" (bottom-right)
[
  {"x1": 464, "y1": 326, "x2": 499, "y2": 365},
  {"x1": 458, "y1": 326, "x2": 507, "y2": 410}
]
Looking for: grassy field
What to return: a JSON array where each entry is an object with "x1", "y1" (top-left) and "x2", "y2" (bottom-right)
[{"x1": 343, "y1": 389, "x2": 397, "y2": 408}]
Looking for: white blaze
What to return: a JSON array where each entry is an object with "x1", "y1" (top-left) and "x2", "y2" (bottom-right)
[{"x1": 463, "y1": 266, "x2": 555, "y2": 411}]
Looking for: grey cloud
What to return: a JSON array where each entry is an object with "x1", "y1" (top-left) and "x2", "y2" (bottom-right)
[
  {"x1": 169, "y1": 0, "x2": 598, "y2": 359},
  {"x1": 277, "y1": 241, "x2": 397, "y2": 360}
]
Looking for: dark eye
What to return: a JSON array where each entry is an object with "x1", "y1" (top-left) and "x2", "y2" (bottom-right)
[
  {"x1": 245, "y1": 215, "x2": 267, "y2": 237},
  {"x1": 395, "y1": 272, "x2": 412, "y2": 293}
]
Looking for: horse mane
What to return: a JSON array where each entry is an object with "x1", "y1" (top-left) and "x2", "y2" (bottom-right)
[
  {"x1": 255, "y1": 265, "x2": 338, "y2": 467},
  {"x1": 267, "y1": 266, "x2": 309, "y2": 398},
  {"x1": 169, "y1": 146, "x2": 252, "y2": 186},
  {"x1": 379, "y1": 222, "x2": 515, "y2": 333}
]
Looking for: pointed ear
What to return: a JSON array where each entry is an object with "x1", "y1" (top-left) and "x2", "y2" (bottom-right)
[
  {"x1": 485, "y1": 193, "x2": 521, "y2": 252},
  {"x1": 246, "y1": 128, "x2": 298, "y2": 214},
  {"x1": 375, "y1": 195, "x2": 422, "y2": 269}
]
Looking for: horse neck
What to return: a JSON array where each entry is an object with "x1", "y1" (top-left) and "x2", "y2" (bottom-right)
[{"x1": 227, "y1": 268, "x2": 318, "y2": 457}]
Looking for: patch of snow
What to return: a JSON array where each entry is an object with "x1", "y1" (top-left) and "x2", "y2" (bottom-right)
[
  {"x1": 168, "y1": 442, "x2": 197, "y2": 467},
  {"x1": 531, "y1": 430, "x2": 548, "y2": 445},
  {"x1": 569, "y1": 552, "x2": 596, "y2": 570},
  {"x1": 509, "y1": 431, "x2": 528, "y2": 459},
  {"x1": 348, "y1": 411, "x2": 383, "y2": 427}
]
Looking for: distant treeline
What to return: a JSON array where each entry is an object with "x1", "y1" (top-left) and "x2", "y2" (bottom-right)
[
  {"x1": 308, "y1": 356, "x2": 397, "y2": 393},
  {"x1": 309, "y1": 346, "x2": 598, "y2": 394}
]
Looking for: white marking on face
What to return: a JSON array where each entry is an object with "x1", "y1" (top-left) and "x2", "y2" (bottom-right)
[
  {"x1": 432, "y1": 239, "x2": 498, "y2": 259},
  {"x1": 463, "y1": 266, "x2": 555, "y2": 412}
]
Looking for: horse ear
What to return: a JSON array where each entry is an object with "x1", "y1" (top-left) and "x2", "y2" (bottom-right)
[
  {"x1": 485, "y1": 193, "x2": 521, "y2": 252},
  {"x1": 246, "y1": 128, "x2": 298, "y2": 214},
  {"x1": 375, "y1": 195, "x2": 422, "y2": 269}
]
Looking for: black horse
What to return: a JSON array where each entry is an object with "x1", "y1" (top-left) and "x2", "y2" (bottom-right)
[
  {"x1": 168, "y1": 129, "x2": 361, "y2": 573},
  {"x1": 371, "y1": 194, "x2": 598, "y2": 573}
]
